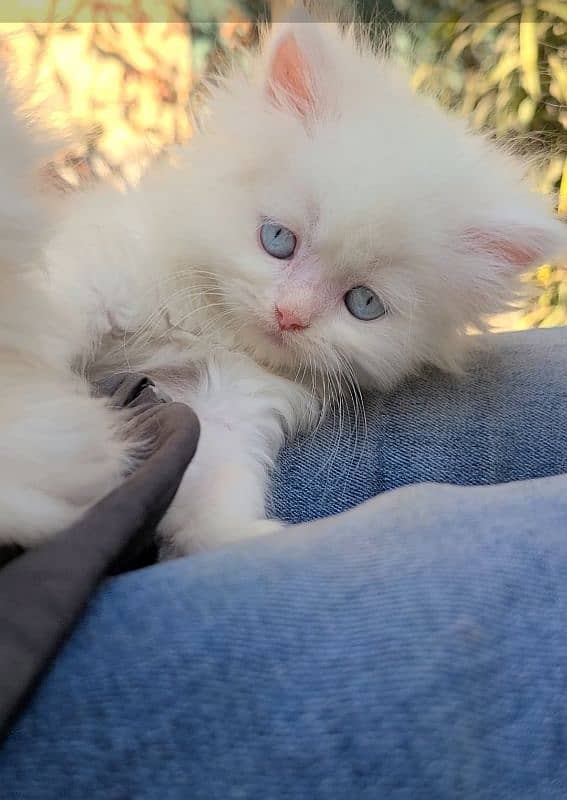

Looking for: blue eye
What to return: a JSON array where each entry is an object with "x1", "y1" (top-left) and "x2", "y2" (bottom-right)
[
  {"x1": 259, "y1": 221, "x2": 297, "y2": 259},
  {"x1": 344, "y1": 286, "x2": 386, "y2": 321}
]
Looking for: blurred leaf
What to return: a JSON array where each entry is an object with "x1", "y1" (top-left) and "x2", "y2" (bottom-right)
[
  {"x1": 539, "y1": 0, "x2": 567, "y2": 24},
  {"x1": 482, "y1": 3, "x2": 521, "y2": 25},
  {"x1": 517, "y1": 95, "x2": 537, "y2": 126},
  {"x1": 519, "y1": 9, "x2": 541, "y2": 100},
  {"x1": 537, "y1": 264, "x2": 553, "y2": 284},
  {"x1": 559, "y1": 157, "x2": 567, "y2": 217},
  {"x1": 548, "y1": 54, "x2": 567, "y2": 103},
  {"x1": 487, "y1": 50, "x2": 520, "y2": 87}
]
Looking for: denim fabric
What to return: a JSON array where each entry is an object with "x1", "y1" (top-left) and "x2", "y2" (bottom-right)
[
  {"x1": 1, "y1": 327, "x2": 567, "y2": 799},
  {"x1": 273, "y1": 328, "x2": 567, "y2": 522}
]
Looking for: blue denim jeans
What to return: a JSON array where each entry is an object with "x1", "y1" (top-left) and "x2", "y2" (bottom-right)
[{"x1": 1, "y1": 328, "x2": 567, "y2": 799}]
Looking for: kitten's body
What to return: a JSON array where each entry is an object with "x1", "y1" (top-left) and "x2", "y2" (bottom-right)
[
  {"x1": 1, "y1": 17, "x2": 566, "y2": 553},
  {"x1": 0, "y1": 82, "x2": 129, "y2": 545}
]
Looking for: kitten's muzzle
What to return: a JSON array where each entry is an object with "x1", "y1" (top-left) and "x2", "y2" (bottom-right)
[{"x1": 275, "y1": 304, "x2": 310, "y2": 332}]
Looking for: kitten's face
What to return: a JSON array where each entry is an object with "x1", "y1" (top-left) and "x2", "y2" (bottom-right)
[
  {"x1": 209, "y1": 134, "x2": 441, "y2": 389},
  {"x1": 187, "y1": 19, "x2": 565, "y2": 391}
]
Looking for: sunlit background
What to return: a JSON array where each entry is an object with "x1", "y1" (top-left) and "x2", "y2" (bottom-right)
[{"x1": 0, "y1": 0, "x2": 565, "y2": 329}]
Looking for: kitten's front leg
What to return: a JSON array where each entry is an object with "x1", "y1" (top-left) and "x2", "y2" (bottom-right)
[
  {"x1": 156, "y1": 358, "x2": 313, "y2": 555},
  {"x1": 159, "y1": 412, "x2": 284, "y2": 556}
]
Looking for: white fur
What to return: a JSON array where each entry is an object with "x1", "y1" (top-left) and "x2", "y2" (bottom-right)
[
  {"x1": 0, "y1": 77, "x2": 131, "y2": 546},
  {"x1": 2, "y1": 18, "x2": 567, "y2": 553}
]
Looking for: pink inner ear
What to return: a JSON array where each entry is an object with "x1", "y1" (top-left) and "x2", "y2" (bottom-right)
[
  {"x1": 267, "y1": 32, "x2": 315, "y2": 118},
  {"x1": 462, "y1": 226, "x2": 548, "y2": 269}
]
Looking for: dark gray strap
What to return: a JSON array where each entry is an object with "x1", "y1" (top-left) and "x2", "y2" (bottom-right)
[{"x1": 0, "y1": 387, "x2": 199, "y2": 741}]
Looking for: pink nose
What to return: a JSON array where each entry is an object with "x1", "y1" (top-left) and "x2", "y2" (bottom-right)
[{"x1": 276, "y1": 305, "x2": 309, "y2": 332}]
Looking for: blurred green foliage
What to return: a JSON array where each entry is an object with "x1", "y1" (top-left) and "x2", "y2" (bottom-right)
[
  {"x1": 391, "y1": 1, "x2": 566, "y2": 195},
  {"x1": 187, "y1": 0, "x2": 266, "y2": 77},
  {"x1": 389, "y1": 0, "x2": 567, "y2": 327}
]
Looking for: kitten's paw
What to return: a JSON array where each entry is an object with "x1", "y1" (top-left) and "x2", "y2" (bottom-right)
[
  {"x1": 163, "y1": 518, "x2": 285, "y2": 558},
  {"x1": 246, "y1": 518, "x2": 284, "y2": 538},
  {"x1": 203, "y1": 518, "x2": 285, "y2": 549}
]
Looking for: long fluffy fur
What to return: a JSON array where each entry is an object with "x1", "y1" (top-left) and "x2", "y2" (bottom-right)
[
  {"x1": 0, "y1": 78, "x2": 130, "y2": 546},
  {"x1": 2, "y1": 14, "x2": 567, "y2": 552}
]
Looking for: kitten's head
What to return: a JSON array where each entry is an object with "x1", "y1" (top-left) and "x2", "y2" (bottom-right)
[{"x1": 183, "y1": 15, "x2": 566, "y2": 390}]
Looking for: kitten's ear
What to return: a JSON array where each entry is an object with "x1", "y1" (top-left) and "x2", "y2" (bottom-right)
[
  {"x1": 264, "y1": 16, "x2": 331, "y2": 121},
  {"x1": 459, "y1": 217, "x2": 567, "y2": 272}
]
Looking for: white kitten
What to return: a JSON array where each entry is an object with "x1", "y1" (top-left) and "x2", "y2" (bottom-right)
[{"x1": 2, "y1": 16, "x2": 566, "y2": 553}]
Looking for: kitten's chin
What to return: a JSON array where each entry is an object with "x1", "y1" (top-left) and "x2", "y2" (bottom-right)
[
  {"x1": 263, "y1": 328, "x2": 290, "y2": 349},
  {"x1": 237, "y1": 323, "x2": 301, "y2": 373},
  {"x1": 255, "y1": 329, "x2": 292, "y2": 362}
]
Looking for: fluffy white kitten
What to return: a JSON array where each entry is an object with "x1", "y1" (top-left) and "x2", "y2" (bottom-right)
[{"x1": 2, "y1": 16, "x2": 566, "y2": 553}]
